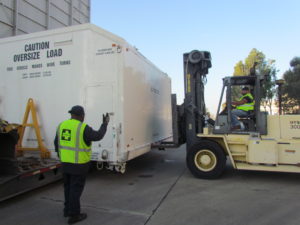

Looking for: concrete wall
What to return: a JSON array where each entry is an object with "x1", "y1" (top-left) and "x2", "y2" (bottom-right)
[{"x1": 0, "y1": 0, "x2": 90, "y2": 38}]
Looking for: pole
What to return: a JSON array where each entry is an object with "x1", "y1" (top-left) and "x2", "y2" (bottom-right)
[{"x1": 275, "y1": 79, "x2": 285, "y2": 115}]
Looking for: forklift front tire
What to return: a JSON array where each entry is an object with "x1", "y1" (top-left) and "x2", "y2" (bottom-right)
[{"x1": 186, "y1": 140, "x2": 226, "y2": 179}]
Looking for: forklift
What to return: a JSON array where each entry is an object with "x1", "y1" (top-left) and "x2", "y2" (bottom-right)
[{"x1": 162, "y1": 50, "x2": 300, "y2": 179}]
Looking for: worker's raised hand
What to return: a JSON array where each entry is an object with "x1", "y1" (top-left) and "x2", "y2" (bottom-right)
[{"x1": 102, "y1": 113, "x2": 110, "y2": 124}]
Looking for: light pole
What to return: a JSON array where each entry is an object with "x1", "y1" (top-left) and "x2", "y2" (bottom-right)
[{"x1": 275, "y1": 79, "x2": 285, "y2": 115}]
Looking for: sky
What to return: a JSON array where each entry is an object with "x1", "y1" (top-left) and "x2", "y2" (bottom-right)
[{"x1": 91, "y1": 0, "x2": 300, "y2": 114}]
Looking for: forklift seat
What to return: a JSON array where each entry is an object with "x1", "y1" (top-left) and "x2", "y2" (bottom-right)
[{"x1": 238, "y1": 111, "x2": 256, "y2": 131}]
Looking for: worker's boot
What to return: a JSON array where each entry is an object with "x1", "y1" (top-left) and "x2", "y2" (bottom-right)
[{"x1": 68, "y1": 213, "x2": 87, "y2": 224}]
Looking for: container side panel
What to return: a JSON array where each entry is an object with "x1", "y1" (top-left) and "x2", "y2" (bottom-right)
[
  {"x1": 123, "y1": 50, "x2": 172, "y2": 159},
  {"x1": 0, "y1": 86, "x2": 5, "y2": 119},
  {"x1": 0, "y1": 30, "x2": 87, "y2": 151},
  {"x1": 85, "y1": 85, "x2": 114, "y2": 149},
  {"x1": 83, "y1": 31, "x2": 121, "y2": 162}
]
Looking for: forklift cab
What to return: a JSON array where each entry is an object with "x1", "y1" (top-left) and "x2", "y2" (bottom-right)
[{"x1": 213, "y1": 75, "x2": 268, "y2": 135}]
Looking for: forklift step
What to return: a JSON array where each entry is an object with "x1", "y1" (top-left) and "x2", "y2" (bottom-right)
[
  {"x1": 227, "y1": 141, "x2": 247, "y2": 145},
  {"x1": 231, "y1": 152, "x2": 247, "y2": 157}
]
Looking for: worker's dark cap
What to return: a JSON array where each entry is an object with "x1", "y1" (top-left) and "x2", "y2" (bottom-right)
[
  {"x1": 68, "y1": 105, "x2": 85, "y2": 116},
  {"x1": 242, "y1": 87, "x2": 250, "y2": 91}
]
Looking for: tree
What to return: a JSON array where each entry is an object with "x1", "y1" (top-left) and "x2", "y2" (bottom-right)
[
  {"x1": 281, "y1": 57, "x2": 300, "y2": 114},
  {"x1": 233, "y1": 61, "x2": 245, "y2": 76},
  {"x1": 233, "y1": 48, "x2": 277, "y2": 114},
  {"x1": 233, "y1": 49, "x2": 266, "y2": 76}
]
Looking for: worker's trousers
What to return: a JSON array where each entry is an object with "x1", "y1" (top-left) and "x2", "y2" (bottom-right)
[
  {"x1": 231, "y1": 109, "x2": 248, "y2": 126},
  {"x1": 63, "y1": 173, "x2": 86, "y2": 216}
]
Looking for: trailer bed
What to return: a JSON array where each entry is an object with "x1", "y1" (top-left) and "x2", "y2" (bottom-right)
[{"x1": 0, "y1": 157, "x2": 62, "y2": 201}]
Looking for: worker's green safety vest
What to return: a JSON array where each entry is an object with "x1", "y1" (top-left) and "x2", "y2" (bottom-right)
[
  {"x1": 236, "y1": 93, "x2": 254, "y2": 111},
  {"x1": 57, "y1": 119, "x2": 91, "y2": 164}
]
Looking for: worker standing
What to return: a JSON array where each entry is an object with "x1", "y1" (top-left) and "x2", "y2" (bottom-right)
[
  {"x1": 231, "y1": 87, "x2": 254, "y2": 129},
  {"x1": 54, "y1": 105, "x2": 109, "y2": 224}
]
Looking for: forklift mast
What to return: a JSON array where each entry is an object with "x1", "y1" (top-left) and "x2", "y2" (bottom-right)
[{"x1": 183, "y1": 50, "x2": 212, "y2": 148}]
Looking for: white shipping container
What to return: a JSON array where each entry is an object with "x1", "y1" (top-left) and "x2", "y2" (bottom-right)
[{"x1": 0, "y1": 24, "x2": 172, "y2": 171}]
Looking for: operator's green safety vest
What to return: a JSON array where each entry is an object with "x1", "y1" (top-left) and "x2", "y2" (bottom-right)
[
  {"x1": 57, "y1": 119, "x2": 91, "y2": 164},
  {"x1": 236, "y1": 93, "x2": 254, "y2": 111}
]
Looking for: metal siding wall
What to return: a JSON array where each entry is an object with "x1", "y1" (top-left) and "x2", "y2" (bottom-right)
[
  {"x1": 25, "y1": 0, "x2": 47, "y2": 12},
  {"x1": 0, "y1": 23, "x2": 12, "y2": 37},
  {"x1": 0, "y1": 0, "x2": 90, "y2": 38},
  {"x1": 18, "y1": 0, "x2": 47, "y2": 33},
  {"x1": 72, "y1": 0, "x2": 89, "y2": 25},
  {"x1": 49, "y1": 2, "x2": 69, "y2": 27},
  {"x1": 0, "y1": 0, "x2": 14, "y2": 37}
]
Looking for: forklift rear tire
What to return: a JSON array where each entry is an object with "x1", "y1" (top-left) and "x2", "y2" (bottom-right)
[{"x1": 186, "y1": 140, "x2": 226, "y2": 179}]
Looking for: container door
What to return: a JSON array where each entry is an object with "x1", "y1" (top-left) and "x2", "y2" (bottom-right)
[{"x1": 85, "y1": 85, "x2": 113, "y2": 149}]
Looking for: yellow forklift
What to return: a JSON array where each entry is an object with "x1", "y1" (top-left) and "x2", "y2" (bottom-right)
[
  {"x1": 157, "y1": 50, "x2": 300, "y2": 179},
  {"x1": 183, "y1": 50, "x2": 300, "y2": 179}
]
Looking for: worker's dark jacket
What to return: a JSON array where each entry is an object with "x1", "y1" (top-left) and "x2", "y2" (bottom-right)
[{"x1": 54, "y1": 121, "x2": 107, "y2": 174}]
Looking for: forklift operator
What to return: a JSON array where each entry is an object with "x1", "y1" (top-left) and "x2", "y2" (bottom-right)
[{"x1": 231, "y1": 87, "x2": 254, "y2": 129}]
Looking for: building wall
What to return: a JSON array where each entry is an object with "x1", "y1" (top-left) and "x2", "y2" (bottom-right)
[{"x1": 0, "y1": 0, "x2": 90, "y2": 38}]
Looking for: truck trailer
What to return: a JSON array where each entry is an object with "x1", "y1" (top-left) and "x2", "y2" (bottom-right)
[
  {"x1": 0, "y1": 24, "x2": 173, "y2": 173},
  {"x1": 0, "y1": 120, "x2": 61, "y2": 201}
]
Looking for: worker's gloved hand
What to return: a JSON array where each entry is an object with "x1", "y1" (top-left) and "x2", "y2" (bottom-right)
[{"x1": 102, "y1": 113, "x2": 110, "y2": 124}]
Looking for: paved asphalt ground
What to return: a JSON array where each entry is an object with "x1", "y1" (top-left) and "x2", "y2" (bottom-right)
[{"x1": 1, "y1": 145, "x2": 300, "y2": 225}]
